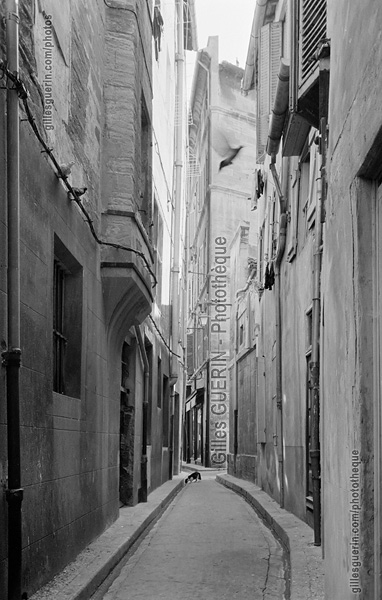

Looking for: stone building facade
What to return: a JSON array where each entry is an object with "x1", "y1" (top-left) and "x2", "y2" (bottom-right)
[
  {"x1": 230, "y1": 0, "x2": 320, "y2": 528},
  {"x1": 0, "y1": 0, "x2": 195, "y2": 597},
  {"x1": 185, "y1": 37, "x2": 256, "y2": 468},
  {"x1": 231, "y1": 0, "x2": 382, "y2": 597},
  {"x1": 321, "y1": 1, "x2": 382, "y2": 597}
]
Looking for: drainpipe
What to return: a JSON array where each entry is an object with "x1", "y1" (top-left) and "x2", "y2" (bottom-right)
[
  {"x1": 242, "y1": 0, "x2": 268, "y2": 94},
  {"x1": 269, "y1": 156, "x2": 288, "y2": 509},
  {"x1": 309, "y1": 41, "x2": 330, "y2": 547},
  {"x1": 171, "y1": 0, "x2": 184, "y2": 379},
  {"x1": 266, "y1": 56, "x2": 290, "y2": 508},
  {"x1": 268, "y1": 154, "x2": 289, "y2": 508},
  {"x1": 310, "y1": 121, "x2": 325, "y2": 546},
  {"x1": 2, "y1": 2, "x2": 23, "y2": 599},
  {"x1": 169, "y1": 0, "x2": 185, "y2": 476},
  {"x1": 134, "y1": 324, "x2": 148, "y2": 502}
]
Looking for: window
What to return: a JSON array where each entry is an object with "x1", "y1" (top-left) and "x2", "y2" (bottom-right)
[
  {"x1": 152, "y1": 198, "x2": 163, "y2": 305},
  {"x1": 53, "y1": 260, "x2": 66, "y2": 394},
  {"x1": 140, "y1": 97, "x2": 152, "y2": 230},
  {"x1": 299, "y1": 0, "x2": 327, "y2": 87},
  {"x1": 162, "y1": 374, "x2": 169, "y2": 446},
  {"x1": 157, "y1": 357, "x2": 162, "y2": 407},
  {"x1": 289, "y1": 0, "x2": 327, "y2": 129},
  {"x1": 239, "y1": 324, "x2": 244, "y2": 346},
  {"x1": 53, "y1": 237, "x2": 83, "y2": 397},
  {"x1": 287, "y1": 167, "x2": 300, "y2": 261},
  {"x1": 145, "y1": 339, "x2": 153, "y2": 445},
  {"x1": 257, "y1": 21, "x2": 282, "y2": 162}
]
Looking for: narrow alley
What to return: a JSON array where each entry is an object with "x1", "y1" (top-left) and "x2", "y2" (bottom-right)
[
  {"x1": 92, "y1": 472, "x2": 285, "y2": 600},
  {"x1": 2, "y1": 0, "x2": 382, "y2": 598}
]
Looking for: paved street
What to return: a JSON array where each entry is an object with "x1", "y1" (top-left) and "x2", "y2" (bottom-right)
[{"x1": 96, "y1": 473, "x2": 286, "y2": 600}]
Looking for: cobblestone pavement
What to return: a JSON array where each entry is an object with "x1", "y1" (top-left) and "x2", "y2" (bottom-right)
[{"x1": 95, "y1": 472, "x2": 286, "y2": 600}]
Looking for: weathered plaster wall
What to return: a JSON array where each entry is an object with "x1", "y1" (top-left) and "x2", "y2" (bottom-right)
[
  {"x1": 186, "y1": 37, "x2": 256, "y2": 469},
  {"x1": 227, "y1": 223, "x2": 258, "y2": 481},
  {"x1": 256, "y1": 290, "x2": 279, "y2": 500},
  {"x1": 280, "y1": 221, "x2": 313, "y2": 521},
  {"x1": 253, "y1": 148, "x2": 315, "y2": 523},
  {"x1": 322, "y1": 1, "x2": 382, "y2": 597}
]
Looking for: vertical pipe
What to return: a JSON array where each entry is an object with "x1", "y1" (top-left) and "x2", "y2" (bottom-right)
[
  {"x1": 5, "y1": 1, "x2": 20, "y2": 348},
  {"x1": 310, "y1": 118, "x2": 326, "y2": 546},
  {"x1": 204, "y1": 362, "x2": 210, "y2": 467},
  {"x1": 273, "y1": 157, "x2": 289, "y2": 509},
  {"x1": 171, "y1": 0, "x2": 184, "y2": 373},
  {"x1": 310, "y1": 169, "x2": 322, "y2": 545},
  {"x1": 4, "y1": 2, "x2": 23, "y2": 599},
  {"x1": 134, "y1": 325, "x2": 148, "y2": 502},
  {"x1": 170, "y1": 0, "x2": 185, "y2": 475}
]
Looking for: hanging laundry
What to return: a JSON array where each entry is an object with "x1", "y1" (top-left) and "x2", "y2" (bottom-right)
[
  {"x1": 264, "y1": 262, "x2": 275, "y2": 290},
  {"x1": 153, "y1": 6, "x2": 164, "y2": 61},
  {"x1": 257, "y1": 170, "x2": 264, "y2": 199}
]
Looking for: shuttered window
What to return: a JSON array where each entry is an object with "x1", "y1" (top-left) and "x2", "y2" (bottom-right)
[
  {"x1": 257, "y1": 22, "x2": 282, "y2": 162},
  {"x1": 300, "y1": 0, "x2": 327, "y2": 86}
]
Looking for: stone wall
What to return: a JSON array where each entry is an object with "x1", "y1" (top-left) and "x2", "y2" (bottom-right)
[
  {"x1": 322, "y1": 1, "x2": 382, "y2": 596},
  {"x1": 0, "y1": 0, "x2": 155, "y2": 596}
]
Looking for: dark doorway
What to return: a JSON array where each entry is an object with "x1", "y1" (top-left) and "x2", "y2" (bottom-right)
[{"x1": 120, "y1": 340, "x2": 136, "y2": 506}]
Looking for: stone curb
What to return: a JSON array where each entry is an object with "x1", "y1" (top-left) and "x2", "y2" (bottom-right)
[
  {"x1": 30, "y1": 474, "x2": 186, "y2": 600},
  {"x1": 181, "y1": 463, "x2": 226, "y2": 473},
  {"x1": 216, "y1": 474, "x2": 325, "y2": 600}
]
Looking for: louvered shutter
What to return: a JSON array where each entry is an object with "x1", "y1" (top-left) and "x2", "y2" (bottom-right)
[
  {"x1": 257, "y1": 22, "x2": 282, "y2": 163},
  {"x1": 300, "y1": 0, "x2": 327, "y2": 86}
]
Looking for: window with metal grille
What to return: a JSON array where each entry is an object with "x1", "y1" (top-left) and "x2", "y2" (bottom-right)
[
  {"x1": 53, "y1": 237, "x2": 83, "y2": 397},
  {"x1": 300, "y1": 0, "x2": 327, "y2": 86},
  {"x1": 53, "y1": 260, "x2": 66, "y2": 394}
]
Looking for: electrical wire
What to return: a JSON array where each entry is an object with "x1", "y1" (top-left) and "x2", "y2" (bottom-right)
[
  {"x1": 0, "y1": 59, "x2": 157, "y2": 287},
  {"x1": 148, "y1": 314, "x2": 183, "y2": 361}
]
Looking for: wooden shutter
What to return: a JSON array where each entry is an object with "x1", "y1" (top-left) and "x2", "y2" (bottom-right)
[
  {"x1": 300, "y1": 0, "x2": 327, "y2": 86},
  {"x1": 257, "y1": 22, "x2": 282, "y2": 162}
]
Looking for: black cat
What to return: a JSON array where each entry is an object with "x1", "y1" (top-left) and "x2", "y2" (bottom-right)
[{"x1": 185, "y1": 471, "x2": 201, "y2": 483}]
